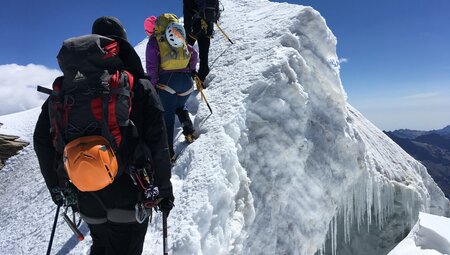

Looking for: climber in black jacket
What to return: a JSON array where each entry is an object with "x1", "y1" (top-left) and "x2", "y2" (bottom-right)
[
  {"x1": 33, "y1": 16, "x2": 174, "y2": 255},
  {"x1": 183, "y1": 0, "x2": 217, "y2": 85}
]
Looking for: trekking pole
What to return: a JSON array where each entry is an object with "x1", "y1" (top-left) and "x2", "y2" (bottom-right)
[
  {"x1": 214, "y1": 22, "x2": 234, "y2": 44},
  {"x1": 194, "y1": 76, "x2": 213, "y2": 114},
  {"x1": 46, "y1": 205, "x2": 61, "y2": 255},
  {"x1": 163, "y1": 211, "x2": 168, "y2": 255}
]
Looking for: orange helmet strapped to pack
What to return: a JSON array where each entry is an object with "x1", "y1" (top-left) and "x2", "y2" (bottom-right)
[{"x1": 63, "y1": 136, "x2": 118, "y2": 192}]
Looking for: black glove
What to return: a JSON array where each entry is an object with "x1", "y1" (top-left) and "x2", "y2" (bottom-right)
[
  {"x1": 50, "y1": 187, "x2": 64, "y2": 206},
  {"x1": 158, "y1": 195, "x2": 175, "y2": 215},
  {"x1": 191, "y1": 70, "x2": 199, "y2": 79},
  {"x1": 50, "y1": 183, "x2": 78, "y2": 207}
]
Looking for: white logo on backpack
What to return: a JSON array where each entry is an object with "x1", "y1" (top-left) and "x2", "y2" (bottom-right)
[{"x1": 74, "y1": 71, "x2": 86, "y2": 82}]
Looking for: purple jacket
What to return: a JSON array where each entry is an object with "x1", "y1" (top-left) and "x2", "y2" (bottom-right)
[{"x1": 146, "y1": 36, "x2": 199, "y2": 86}]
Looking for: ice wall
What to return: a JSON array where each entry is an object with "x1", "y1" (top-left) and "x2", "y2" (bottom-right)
[{"x1": 210, "y1": 0, "x2": 450, "y2": 254}]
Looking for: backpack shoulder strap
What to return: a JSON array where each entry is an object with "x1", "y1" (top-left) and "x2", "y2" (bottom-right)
[{"x1": 46, "y1": 76, "x2": 66, "y2": 153}]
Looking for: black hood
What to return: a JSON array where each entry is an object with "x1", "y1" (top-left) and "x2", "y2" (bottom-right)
[{"x1": 92, "y1": 16, "x2": 128, "y2": 41}]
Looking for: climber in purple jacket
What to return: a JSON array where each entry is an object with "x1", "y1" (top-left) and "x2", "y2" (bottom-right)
[{"x1": 146, "y1": 17, "x2": 199, "y2": 160}]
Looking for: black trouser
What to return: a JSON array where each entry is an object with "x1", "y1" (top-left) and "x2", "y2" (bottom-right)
[
  {"x1": 196, "y1": 36, "x2": 211, "y2": 81},
  {"x1": 187, "y1": 18, "x2": 213, "y2": 81},
  {"x1": 88, "y1": 218, "x2": 149, "y2": 255},
  {"x1": 78, "y1": 175, "x2": 150, "y2": 255}
]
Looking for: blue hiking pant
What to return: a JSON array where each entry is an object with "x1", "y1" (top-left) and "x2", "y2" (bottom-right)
[{"x1": 157, "y1": 72, "x2": 194, "y2": 156}]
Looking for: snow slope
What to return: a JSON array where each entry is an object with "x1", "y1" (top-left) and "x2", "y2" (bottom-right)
[
  {"x1": 389, "y1": 212, "x2": 450, "y2": 255},
  {"x1": 1, "y1": 0, "x2": 449, "y2": 254}
]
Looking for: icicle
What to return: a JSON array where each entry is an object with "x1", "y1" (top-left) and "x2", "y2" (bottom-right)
[
  {"x1": 343, "y1": 195, "x2": 349, "y2": 244},
  {"x1": 332, "y1": 215, "x2": 337, "y2": 255},
  {"x1": 319, "y1": 158, "x2": 429, "y2": 255},
  {"x1": 366, "y1": 173, "x2": 373, "y2": 229}
]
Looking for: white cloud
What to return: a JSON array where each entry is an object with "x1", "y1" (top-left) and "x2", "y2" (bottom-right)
[
  {"x1": 0, "y1": 64, "x2": 61, "y2": 116},
  {"x1": 339, "y1": 57, "x2": 348, "y2": 64}
]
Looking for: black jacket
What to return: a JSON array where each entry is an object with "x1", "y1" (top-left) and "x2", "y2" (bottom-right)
[
  {"x1": 183, "y1": 0, "x2": 196, "y2": 37},
  {"x1": 33, "y1": 40, "x2": 173, "y2": 202}
]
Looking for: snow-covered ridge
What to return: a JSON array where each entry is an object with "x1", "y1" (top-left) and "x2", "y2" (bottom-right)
[
  {"x1": 389, "y1": 212, "x2": 450, "y2": 255},
  {"x1": 0, "y1": 0, "x2": 448, "y2": 254},
  {"x1": 166, "y1": 0, "x2": 448, "y2": 254}
]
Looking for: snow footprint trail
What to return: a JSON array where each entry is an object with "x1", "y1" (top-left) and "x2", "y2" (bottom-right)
[
  {"x1": 138, "y1": 1, "x2": 263, "y2": 253},
  {"x1": 0, "y1": 109, "x2": 87, "y2": 254},
  {"x1": 171, "y1": 88, "x2": 203, "y2": 166}
]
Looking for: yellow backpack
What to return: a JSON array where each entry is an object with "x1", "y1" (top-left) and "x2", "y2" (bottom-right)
[{"x1": 154, "y1": 14, "x2": 191, "y2": 71}]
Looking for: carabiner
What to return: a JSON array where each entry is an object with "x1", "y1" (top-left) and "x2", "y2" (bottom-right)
[{"x1": 135, "y1": 203, "x2": 148, "y2": 223}]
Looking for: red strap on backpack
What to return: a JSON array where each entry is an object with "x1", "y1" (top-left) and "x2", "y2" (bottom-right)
[{"x1": 103, "y1": 41, "x2": 120, "y2": 59}]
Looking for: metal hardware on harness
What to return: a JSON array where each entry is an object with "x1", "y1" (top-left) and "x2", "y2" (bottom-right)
[
  {"x1": 135, "y1": 203, "x2": 148, "y2": 224},
  {"x1": 62, "y1": 207, "x2": 85, "y2": 241},
  {"x1": 129, "y1": 166, "x2": 160, "y2": 223}
]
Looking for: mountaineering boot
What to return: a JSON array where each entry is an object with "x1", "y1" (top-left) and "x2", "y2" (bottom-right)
[
  {"x1": 176, "y1": 108, "x2": 195, "y2": 143},
  {"x1": 170, "y1": 155, "x2": 177, "y2": 164},
  {"x1": 198, "y1": 66, "x2": 210, "y2": 89},
  {"x1": 185, "y1": 133, "x2": 195, "y2": 143}
]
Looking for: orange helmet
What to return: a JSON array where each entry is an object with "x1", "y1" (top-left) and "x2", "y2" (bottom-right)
[{"x1": 63, "y1": 136, "x2": 118, "y2": 192}]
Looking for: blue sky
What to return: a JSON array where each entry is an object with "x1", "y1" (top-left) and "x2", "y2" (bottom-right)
[
  {"x1": 0, "y1": 0, "x2": 184, "y2": 68},
  {"x1": 1, "y1": 0, "x2": 449, "y2": 130}
]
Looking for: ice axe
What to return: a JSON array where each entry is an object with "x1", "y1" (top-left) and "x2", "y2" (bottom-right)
[
  {"x1": 194, "y1": 75, "x2": 213, "y2": 114},
  {"x1": 215, "y1": 22, "x2": 234, "y2": 44}
]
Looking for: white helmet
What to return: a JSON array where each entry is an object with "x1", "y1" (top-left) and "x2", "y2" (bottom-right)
[{"x1": 165, "y1": 22, "x2": 186, "y2": 48}]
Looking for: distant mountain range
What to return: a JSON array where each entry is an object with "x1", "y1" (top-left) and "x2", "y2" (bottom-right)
[
  {"x1": 384, "y1": 125, "x2": 450, "y2": 199},
  {"x1": 387, "y1": 125, "x2": 450, "y2": 139}
]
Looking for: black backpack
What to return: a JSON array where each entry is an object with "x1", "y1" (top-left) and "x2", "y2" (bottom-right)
[
  {"x1": 194, "y1": 0, "x2": 221, "y2": 23},
  {"x1": 39, "y1": 34, "x2": 134, "y2": 155}
]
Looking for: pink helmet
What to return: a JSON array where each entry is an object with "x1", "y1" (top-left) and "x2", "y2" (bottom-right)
[{"x1": 144, "y1": 16, "x2": 157, "y2": 36}]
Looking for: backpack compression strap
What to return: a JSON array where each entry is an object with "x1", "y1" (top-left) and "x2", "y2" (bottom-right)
[
  {"x1": 110, "y1": 73, "x2": 132, "y2": 126},
  {"x1": 100, "y1": 70, "x2": 133, "y2": 150},
  {"x1": 100, "y1": 72, "x2": 117, "y2": 151}
]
